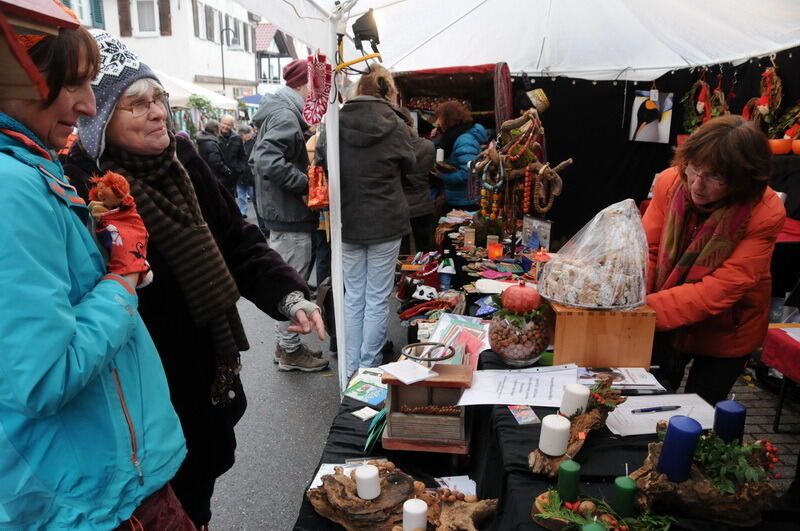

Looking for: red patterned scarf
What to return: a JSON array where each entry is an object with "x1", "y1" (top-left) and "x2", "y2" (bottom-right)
[{"x1": 655, "y1": 181, "x2": 753, "y2": 291}]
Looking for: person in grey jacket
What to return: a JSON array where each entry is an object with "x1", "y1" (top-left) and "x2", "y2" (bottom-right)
[
  {"x1": 317, "y1": 64, "x2": 415, "y2": 377},
  {"x1": 250, "y1": 58, "x2": 327, "y2": 372},
  {"x1": 399, "y1": 107, "x2": 436, "y2": 254}
]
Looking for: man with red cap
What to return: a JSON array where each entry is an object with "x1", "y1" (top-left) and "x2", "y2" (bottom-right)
[{"x1": 250, "y1": 58, "x2": 329, "y2": 371}]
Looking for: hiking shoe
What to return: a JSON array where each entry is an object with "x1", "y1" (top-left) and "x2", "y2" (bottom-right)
[
  {"x1": 278, "y1": 346, "x2": 329, "y2": 372},
  {"x1": 274, "y1": 343, "x2": 323, "y2": 364}
]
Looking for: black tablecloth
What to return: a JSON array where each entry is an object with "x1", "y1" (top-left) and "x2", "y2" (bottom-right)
[
  {"x1": 294, "y1": 355, "x2": 800, "y2": 530},
  {"x1": 770, "y1": 155, "x2": 800, "y2": 221}
]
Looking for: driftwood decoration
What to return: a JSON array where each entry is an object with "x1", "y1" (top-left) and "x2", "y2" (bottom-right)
[
  {"x1": 630, "y1": 442, "x2": 776, "y2": 527},
  {"x1": 528, "y1": 377, "x2": 626, "y2": 477},
  {"x1": 308, "y1": 461, "x2": 498, "y2": 531}
]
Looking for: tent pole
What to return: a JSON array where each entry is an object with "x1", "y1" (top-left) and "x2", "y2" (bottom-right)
[{"x1": 325, "y1": 8, "x2": 349, "y2": 393}]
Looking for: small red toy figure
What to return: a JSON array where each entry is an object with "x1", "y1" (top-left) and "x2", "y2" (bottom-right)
[{"x1": 88, "y1": 171, "x2": 153, "y2": 287}]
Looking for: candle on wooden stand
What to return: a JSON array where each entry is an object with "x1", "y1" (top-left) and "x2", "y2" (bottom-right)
[
  {"x1": 402, "y1": 498, "x2": 428, "y2": 531},
  {"x1": 656, "y1": 416, "x2": 702, "y2": 482},
  {"x1": 560, "y1": 383, "x2": 590, "y2": 417},
  {"x1": 355, "y1": 464, "x2": 381, "y2": 500},
  {"x1": 581, "y1": 521, "x2": 605, "y2": 531},
  {"x1": 557, "y1": 460, "x2": 581, "y2": 502},
  {"x1": 714, "y1": 400, "x2": 746, "y2": 443},
  {"x1": 611, "y1": 476, "x2": 637, "y2": 518},
  {"x1": 539, "y1": 414, "x2": 571, "y2": 456}
]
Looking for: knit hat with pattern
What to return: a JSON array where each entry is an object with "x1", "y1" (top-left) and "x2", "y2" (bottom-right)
[{"x1": 78, "y1": 29, "x2": 158, "y2": 161}]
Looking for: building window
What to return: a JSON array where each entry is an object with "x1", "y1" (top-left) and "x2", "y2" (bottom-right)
[
  {"x1": 205, "y1": 5, "x2": 215, "y2": 41},
  {"x1": 134, "y1": 0, "x2": 159, "y2": 35},
  {"x1": 192, "y1": 0, "x2": 200, "y2": 37},
  {"x1": 233, "y1": 87, "x2": 246, "y2": 98}
]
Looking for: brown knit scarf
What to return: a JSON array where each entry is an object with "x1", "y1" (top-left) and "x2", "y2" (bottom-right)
[{"x1": 101, "y1": 135, "x2": 248, "y2": 405}]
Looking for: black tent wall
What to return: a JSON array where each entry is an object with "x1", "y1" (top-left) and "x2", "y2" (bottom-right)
[{"x1": 514, "y1": 45, "x2": 800, "y2": 244}]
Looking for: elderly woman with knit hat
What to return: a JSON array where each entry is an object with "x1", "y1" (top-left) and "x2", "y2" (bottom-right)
[
  {"x1": 316, "y1": 64, "x2": 415, "y2": 377},
  {"x1": 63, "y1": 31, "x2": 325, "y2": 528}
]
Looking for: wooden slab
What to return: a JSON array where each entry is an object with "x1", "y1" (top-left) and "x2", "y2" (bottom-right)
[
  {"x1": 381, "y1": 363, "x2": 473, "y2": 388},
  {"x1": 381, "y1": 431, "x2": 470, "y2": 455}
]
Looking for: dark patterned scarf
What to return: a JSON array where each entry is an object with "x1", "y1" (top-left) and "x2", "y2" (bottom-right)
[
  {"x1": 654, "y1": 179, "x2": 753, "y2": 291},
  {"x1": 101, "y1": 135, "x2": 247, "y2": 405}
]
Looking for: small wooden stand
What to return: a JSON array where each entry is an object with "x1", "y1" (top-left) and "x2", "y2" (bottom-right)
[
  {"x1": 550, "y1": 302, "x2": 655, "y2": 368},
  {"x1": 381, "y1": 361, "x2": 473, "y2": 454}
]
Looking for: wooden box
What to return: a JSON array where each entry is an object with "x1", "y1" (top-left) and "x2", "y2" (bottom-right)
[
  {"x1": 382, "y1": 361, "x2": 473, "y2": 454},
  {"x1": 550, "y1": 301, "x2": 656, "y2": 368}
]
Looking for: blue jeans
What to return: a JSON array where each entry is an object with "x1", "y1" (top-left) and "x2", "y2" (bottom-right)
[
  {"x1": 236, "y1": 184, "x2": 254, "y2": 216},
  {"x1": 342, "y1": 239, "x2": 401, "y2": 377}
]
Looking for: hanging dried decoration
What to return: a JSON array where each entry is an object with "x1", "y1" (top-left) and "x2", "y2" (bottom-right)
[
  {"x1": 709, "y1": 74, "x2": 730, "y2": 118},
  {"x1": 681, "y1": 73, "x2": 711, "y2": 133},
  {"x1": 742, "y1": 64, "x2": 783, "y2": 129}
]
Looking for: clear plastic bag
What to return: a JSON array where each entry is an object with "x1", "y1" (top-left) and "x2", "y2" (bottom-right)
[{"x1": 538, "y1": 199, "x2": 647, "y2": 309}]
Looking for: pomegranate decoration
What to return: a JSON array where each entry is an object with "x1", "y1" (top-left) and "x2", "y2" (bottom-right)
[
  {"x1": 501, "y1": 280, "x2": 542, "y2": 313},
  {"x1": 489, "y1": 281, "x2": 552, "y2": 367}
]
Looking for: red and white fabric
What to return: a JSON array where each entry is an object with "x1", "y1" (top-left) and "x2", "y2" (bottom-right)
[{"x1": 303, "y1": 53, "x2": 332, "y2": 125}]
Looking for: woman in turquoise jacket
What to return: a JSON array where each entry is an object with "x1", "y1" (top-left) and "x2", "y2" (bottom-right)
[
  {"x1": 434, "y1": 101, "x2": 488, "y2": 211},
  {"x1": 0, "y1": 21, "x2": 188, "y2": 530}
]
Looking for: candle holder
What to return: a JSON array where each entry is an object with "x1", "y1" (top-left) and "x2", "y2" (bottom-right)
[
  {"x1": 529, "y1": 377, "x2": 626, "y2": 477},
  {"x1": 307, "y1": 460, "x2": 499, "y2": 530},
  {"x1": 487, "y1": 242, "x2": 504, "y2": 260}
]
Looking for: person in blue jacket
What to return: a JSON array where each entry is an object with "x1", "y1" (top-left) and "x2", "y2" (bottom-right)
[
  {"x1": 434, "y1": 101, "x2": 488, "y2": 212},
  {"x1": 0, "y1": 17, "x2": 190, "y2": 531}
]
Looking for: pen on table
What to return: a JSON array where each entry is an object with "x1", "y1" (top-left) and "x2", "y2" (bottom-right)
[{"x1": 630, "y1": 405, "x2": 681, "y2": 414}]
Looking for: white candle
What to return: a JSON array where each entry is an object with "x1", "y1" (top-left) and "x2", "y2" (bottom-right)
[
  {"x1": 436, "y1": 148, "x2": 445, "y2": 162},
  {"x1": 355, "y1": 464, "x2": 381, "y2": 500},
  {"x1": 539, "y1": 414, "x2": 571, "y2": 456},
  {"x1": 560, "y1": 383, "x2": 590, "y2": 417},
  {"x1": 403, "y1": 498, "x2": 428, "y2": 531}
]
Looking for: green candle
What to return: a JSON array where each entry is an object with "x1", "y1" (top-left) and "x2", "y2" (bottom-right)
[
  {"x1": 556, "y1": 460, "x2": 581, "y2": 502},
  {"x1": 611, "y1": 476, "x2": 637, "y2": 518},
  {"x1": 581, "y1": 522, "x2": 605, "y2": 531}
]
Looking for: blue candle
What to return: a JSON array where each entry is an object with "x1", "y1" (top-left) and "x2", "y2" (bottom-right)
[
  {"x1": 713, "y1": 400, "x2": 746, "y2": 443},
  {"x1": 657, "y1": 416, "x2": 702, "y2": 483}
]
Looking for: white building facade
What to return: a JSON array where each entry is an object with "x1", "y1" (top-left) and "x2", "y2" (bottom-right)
[{"x1": 67, "y1": 0, "x2": 260, "y2": 99}]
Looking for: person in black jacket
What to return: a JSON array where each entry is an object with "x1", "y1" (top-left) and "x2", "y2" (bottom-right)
[
  {"x1": 197, "y1": 120, "x2": 234, "y2": 196},
  {"x1": 219, "y1": 115, "x2": 248, "y2": 204},
  {"x1": 235, "y1": 124, "x2": 256, "y2": 217},
  {"x1": 63, "y1": 34, "x2": 326, "y2": 528}
]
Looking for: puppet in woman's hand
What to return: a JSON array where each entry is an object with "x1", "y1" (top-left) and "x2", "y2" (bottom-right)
[{"x1": 88, "y1": 171, "x2": 153, "y2": 287}]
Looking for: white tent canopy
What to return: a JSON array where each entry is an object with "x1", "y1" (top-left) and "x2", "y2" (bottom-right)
[
  {"x1": 243, "y1": 0, "x2": 800, "y2": 81},
  {"x1": 153, "y1": 69, "x2": 239, "y2": 110}
]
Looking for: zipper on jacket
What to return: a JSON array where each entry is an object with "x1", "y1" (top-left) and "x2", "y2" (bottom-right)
[{"x1": 112, "y1": 368, "x2": 144, "y2": 485}]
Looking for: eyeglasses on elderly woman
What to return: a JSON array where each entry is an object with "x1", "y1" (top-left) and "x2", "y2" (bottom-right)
[
  {"x1": 116, "y1": 91, "x2": 169, "y2": 118},
  {"x1": 684, "y1": 163, "x2": 727, "y2": 187}
]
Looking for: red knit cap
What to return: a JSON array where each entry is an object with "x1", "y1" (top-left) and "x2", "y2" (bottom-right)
[{"x1": 283, "y1": 58, "x2": 308, "y2": 88}]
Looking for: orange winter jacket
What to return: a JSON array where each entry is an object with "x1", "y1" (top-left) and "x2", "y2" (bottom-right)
[{"x1": 643, "y1": 167, "x2": 786, "y2": 357}]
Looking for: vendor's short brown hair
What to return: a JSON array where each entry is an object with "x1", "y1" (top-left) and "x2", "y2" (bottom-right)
[
  {"x1": 673, "y1": 115, "x2": 771, "y2": 204},
  {"x1": 27, "y1": 26, "x2": 100, "y2": 106},
  {"x1": 435, "y1": 101, "x2": 473, "y2": 131}
]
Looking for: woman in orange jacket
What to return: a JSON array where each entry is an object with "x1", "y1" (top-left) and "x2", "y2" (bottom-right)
[{"x1": 643, "y1": 115, "x2": 785, "y2": 405}]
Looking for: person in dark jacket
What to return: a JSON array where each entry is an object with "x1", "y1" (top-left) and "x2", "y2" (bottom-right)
[
  {"x1": 250, "y1": 58, "x2": 328, "y2": 372},
  {"x1": 434, "y1": 101, "x2": 488, "y2": 211},
  {"x1": 63, "y1": 32, "x2": 326, "y2": 528},
  {"x1": 398, "y1": 107, "x2": 436, "y2": 254},
  {"x1": 317, "y1": 64, "x2": 415, "y2": 377},
  {"x1": 219, "y1": 114, "x2": 248, "y2": 202},
  {"x1": 237, "y1": 124, "x2": 256, "y2": 217},
  {"x1": 197, "y1": 119, "x2": 234, "y2": 195}
]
